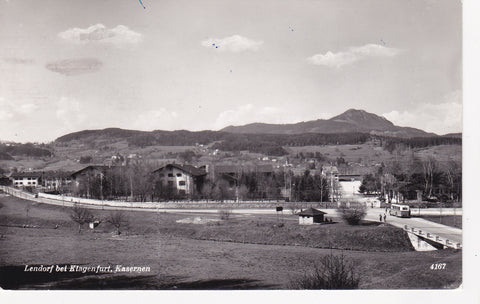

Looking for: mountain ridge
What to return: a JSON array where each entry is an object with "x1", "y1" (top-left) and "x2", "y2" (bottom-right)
[
  {"x1": 53, "y1": 109, "x2": 444, "y2": 144},
  {"x1": 220, "y1": 109, "x2": 436, "y2": 137}
]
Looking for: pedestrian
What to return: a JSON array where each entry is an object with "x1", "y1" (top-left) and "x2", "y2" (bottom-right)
[
  {"x1": 383, "y1": 213, "x2": 387, "y2": 222},
  {"x1": 379, "y1": 214, "x2": 382, "y2": 222}
]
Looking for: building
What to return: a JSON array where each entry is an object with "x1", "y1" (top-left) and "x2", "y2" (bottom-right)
[
  {"x1": 70, "y1": 165, "x2": 111, "y2": 198},
  {"x1": 152, "y1": 164, "x2": 207, "y2": 197},
  {"x1": 321, "y1": 166, "x2": 339, "y2": 181},
  {"x1": 322, "y1": 166, "x2": 340, "y2": 201},
  {"x1": 210, "y1": 164, "x2": 274, "y2": 186},
  {"x1": 211, "y1": 165, "x2": 241, "y2": 187},
  {"x1": 71, "y1": 165, "x2": 110, "y2": 181},
  {"x1": 42, "y1": 171, "x2": 73, "y2": 192},
  {"x1": 298, "y1": 207, "x2": 327, "y2": 225},
  {"x1": 10, "y1": 172, "x2": 43, "y2": 188}
]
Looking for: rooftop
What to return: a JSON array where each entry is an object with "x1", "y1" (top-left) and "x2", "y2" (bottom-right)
[
  {"x1": 298, "y1": 207, "x2": 327, "y2": 216},
  {"x1": 153, "y1": 164, "x2": 207, "y2": 176}
]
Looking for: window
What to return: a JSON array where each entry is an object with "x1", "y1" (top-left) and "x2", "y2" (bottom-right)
[
  {"x1": 176, "y1": 173, "x2": 182, "y2": 177},
  {"x1": 168, "y1": 173, "x2": 174, "y2": 177},
  {"x1": 179, "y1": 181, "x2": 186, "y2": 186}
]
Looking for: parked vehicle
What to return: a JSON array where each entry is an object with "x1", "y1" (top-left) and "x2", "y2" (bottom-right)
[{"x1": 389, "y1": 204, "x2": 411, "y2": 218}]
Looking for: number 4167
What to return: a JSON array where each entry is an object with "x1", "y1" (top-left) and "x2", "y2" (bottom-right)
[{"x1": 430, "y1": 263, "x2": 446, "y2": 270}]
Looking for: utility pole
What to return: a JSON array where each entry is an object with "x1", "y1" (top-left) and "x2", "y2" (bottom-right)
[
  {"x1": 320, "y1": 169, "x2": 323, "y2": 203},
  {"x1": 100, "y1": 172, "x2": 103, "y2": 201},
  {"x1": 130, "y1": 174, "x2": 133, "y2": 201}
]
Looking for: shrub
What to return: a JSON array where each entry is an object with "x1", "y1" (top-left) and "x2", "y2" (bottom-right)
[
  {"x1": 288, "y1": 202, "x2": 299, "y2": 215},
  {"x1": 79, "y1": 156, "x2": 93, "y2": 164},
  {"x1": 289, "y1": 253, "x2": 360, "y2": 289},
  {"x1": 337, "y1": 202, "x2": 367, "y2": 225},
  {"x1": 70, "y1": 204, "x2": 94, "y2": 233},
  {"x1": 218, "y1": 208, "x2": 232, "y2": 220}
]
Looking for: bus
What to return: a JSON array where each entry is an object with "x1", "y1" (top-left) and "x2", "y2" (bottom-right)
[{"x1": 389, "y1": 204, "x2": 411, "y2": 218}]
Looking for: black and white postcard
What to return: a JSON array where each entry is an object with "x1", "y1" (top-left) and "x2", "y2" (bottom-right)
[{"x1": 0, "y1": 0, "x2": 477, "y2": 302}]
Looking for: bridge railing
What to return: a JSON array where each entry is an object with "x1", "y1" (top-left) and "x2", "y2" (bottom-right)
[{"x1": 403, "y1": 224, "x2": 462, "y2": 249}]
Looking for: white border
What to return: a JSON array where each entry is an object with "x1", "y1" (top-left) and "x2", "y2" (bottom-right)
[{"x1": 1, "y1": 0, "x2": 479, "y2": 303}]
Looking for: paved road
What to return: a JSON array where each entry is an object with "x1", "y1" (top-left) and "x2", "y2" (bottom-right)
[{"x1": 364, "y1": 208, "x2": 462, "y2": 244}]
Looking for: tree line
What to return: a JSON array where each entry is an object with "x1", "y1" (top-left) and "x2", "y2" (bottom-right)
[
  {"x1": 54, "y1": 128, "x2": 461, "y2": 156},
  {"x1": 68, "y1": 163, "x2": 332, "y2": 203},
  {"x1": 0, "y1": 143, "x2": 52, "y2": 158},
  {"x1": 359, "y1": 157, "x2": 462, "y2": 204}
]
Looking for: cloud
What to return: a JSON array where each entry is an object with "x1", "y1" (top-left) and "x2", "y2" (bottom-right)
[
  {"x1": 201, "y1": 35, "x2": 263, "y2": 52},
  {"x1": 383, "y1": 90, "x2": 462, "y2": 135},
  {"x1": 0, "y1": 97, "x2": 40, "y2": 141},
  {"x1": 45, "y1": 58, "x2": 102, "y2": 76},
  {"x1": 130, "y1": 109, "x2": 180, "y2": 131},
  {"x1": 307, "y1": 44, "x2": 400, "y2": 68},
  {"x1": 0, "y1": 97, "x2": 38, "y2": 121},
  {"x1": 214, "y1": 104, "x2": 331, "y2": 129},
  {"x1": 58, "y1": 24, "x2": 142, "y2": 45},
  {"x1": 3, "y1": 57, "x2": 34, "y2": 64}
]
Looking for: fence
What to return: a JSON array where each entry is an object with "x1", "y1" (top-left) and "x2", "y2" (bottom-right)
[
  {"x1": 0, "y1": 186, "x2": 333, "y2": 210},
  {"x1": 403, "y1": 224, "x2": 462, "y2": 249}
]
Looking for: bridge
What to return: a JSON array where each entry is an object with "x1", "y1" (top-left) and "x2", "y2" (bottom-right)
[
  {"x1": 362, "y1": 210, "x2": 463, "y2": 250},
  {"x1": 402, "y1": 224, "x2": 462, "y2": 249}
]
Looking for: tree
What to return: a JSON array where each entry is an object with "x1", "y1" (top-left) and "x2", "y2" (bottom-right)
[
  {"x1": 382, "y1": 173, "x2": 398, "y2": 203},
  {"x1": 128, "y1": 163, "x2": 155, "y2": 202},
  {"x1": 237, "y1": 184, "x2": 249, "y2": 201},
  {"x1": 177, "y1": 150, "x2": 196, "y2": 164},
  {"x1": 212, "y1": 180, "x2": 233, "y2": 202},
  {"x1": 358, "y1": 174, "x2": 380, "y2": 194},
  {"x1": 422, "y1": 157, "x2": 438, "y2": 198},
  {"x1": 330, "y1": 179, "x2": 342, "y2": 202},
  {"x1": 444, "y1": 160, "x2": 462, "y2": 202},
  {"x1": 70, "y1": 205, "x2": 94, "y2": 233},
  {"x1": 106, "y1": 211, "x2": 129, "y2": 235},
  {"x1": 200, "y1": 180, "x2": 215, "y2": 202}
]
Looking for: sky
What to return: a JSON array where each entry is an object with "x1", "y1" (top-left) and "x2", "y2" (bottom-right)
[{"x1": 0, "y1": 0, "x2": 462, "y2": 143}]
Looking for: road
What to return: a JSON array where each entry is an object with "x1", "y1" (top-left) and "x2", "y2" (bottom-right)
[{"x1": 363, "y1": 208, "x2": 462, "y2": 244}]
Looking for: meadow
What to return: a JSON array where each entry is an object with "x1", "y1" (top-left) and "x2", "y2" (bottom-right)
[{"x1": 0, "y1": 194, "x2": 462, "y2": 289}]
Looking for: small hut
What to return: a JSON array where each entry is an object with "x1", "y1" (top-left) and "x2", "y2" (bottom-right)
[{"x1": 298, "y1": 207, "x2": 327, "y2": 225}]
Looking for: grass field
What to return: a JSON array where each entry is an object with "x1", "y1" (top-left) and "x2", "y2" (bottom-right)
[{"x1": 0, "y1": 194, "x2": 462, "y2": 290}]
